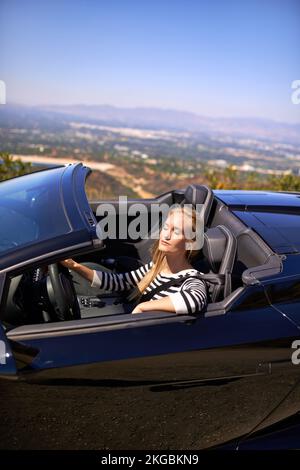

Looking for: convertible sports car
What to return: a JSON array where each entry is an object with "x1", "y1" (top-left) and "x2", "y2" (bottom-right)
[{"x1": 0, "y1": 162, "x2": 300, "y2": 450}]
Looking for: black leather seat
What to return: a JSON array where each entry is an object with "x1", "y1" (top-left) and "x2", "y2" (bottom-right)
[
  {"x1": 192, "y1": 224, "x2": 237, "y2": 302},
  {"x1": 181, "y1": 184, "x2": 214, "y2": 227},
  {"x1": 181, "y1": 186, "x2": 237, "y2": 301}
]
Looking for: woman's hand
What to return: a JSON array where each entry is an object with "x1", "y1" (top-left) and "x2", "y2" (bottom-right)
[
  {"x1": 132, "y1": 304, "x2": 144, "y2": 314},
  {"x1": 60, "y1": 259, "x2": 77, "y2": 270},
  {"x1": 131, "y1": 301, "x2": 158, "y2": 314},
  {"x1": 59, "y1": 259, "x2": 94, "y2": 283}
]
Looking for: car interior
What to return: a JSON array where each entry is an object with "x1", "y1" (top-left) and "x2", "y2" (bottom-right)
[{"x1": 1, "y1": 183, "x2": 283, "y2": 333}]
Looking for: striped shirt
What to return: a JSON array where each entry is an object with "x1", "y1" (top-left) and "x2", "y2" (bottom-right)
[{"x1": 91, "y1": 261, "x2": 207, "y2": 315}]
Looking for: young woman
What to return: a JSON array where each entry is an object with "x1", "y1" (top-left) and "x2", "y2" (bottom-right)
[{"x1": 61, "y1": 206, "x2": 207, "y2": 315}]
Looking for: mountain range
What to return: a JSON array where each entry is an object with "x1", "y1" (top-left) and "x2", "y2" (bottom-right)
[{"x1": 1, "y1": 103, "x2": 300, "y2": 144}]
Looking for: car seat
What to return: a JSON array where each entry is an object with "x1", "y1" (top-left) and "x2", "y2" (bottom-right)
[{"x1": 192, "y1": 224, "x2": 237, "y2": 302}]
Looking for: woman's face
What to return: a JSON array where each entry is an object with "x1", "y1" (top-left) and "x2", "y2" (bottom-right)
[{"x1": 159, "y1": 210, "x2": 193, "y2": 255}]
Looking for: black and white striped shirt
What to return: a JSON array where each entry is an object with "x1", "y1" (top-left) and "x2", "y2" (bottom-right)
[{"x1": 91, "y1": 261, "x2": 207, "y2": 315}]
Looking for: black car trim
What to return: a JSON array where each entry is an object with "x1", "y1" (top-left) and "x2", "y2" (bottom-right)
[
  {"x1": 205, "y1": 286, "x2": 245, "y2": 316},
  {"x1": 0, "y1": 241, "x2": 92, "y2": 275},
  {"x1": 0, "y1": 273, "x2": 5, "y2": 303},
  {"x1": 242, "y1": 253, "x2": 283, "y2": 285},
  {"x1": 6, "y1": 286, "x2": 249, "y2": 340},
  {"x1": 7, "y1": 312, "x2": 196, "y2": 341},
  {"x1": 211, "y1": 197, "x2": 283, "y2": 286}
]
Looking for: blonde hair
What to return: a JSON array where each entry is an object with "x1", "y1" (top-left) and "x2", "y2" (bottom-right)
[{"x1": 128, "y1": 206, "x2": 201, "y2": 302}]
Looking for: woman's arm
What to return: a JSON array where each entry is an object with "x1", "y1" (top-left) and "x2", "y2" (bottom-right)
[
  {"x1": 132, "y1": 277, "x2": 207, "y2": 315},
  {"x1": 60, "y1": 259, "x2": 153, "y2": 292},
  {"x1": 60, "y1": 259, "x2": 94, "y2": 283},
  {"x1": 132, "y1": 297, "x2": 175, "y2": 314},
  {"x1": 91, "y1": 261, "x2": 153, "y2": 291}
]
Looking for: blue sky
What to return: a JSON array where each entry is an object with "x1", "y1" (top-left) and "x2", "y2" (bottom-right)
[{"x1": 1, "y1": 0, "x2": 299, "y2": 122}]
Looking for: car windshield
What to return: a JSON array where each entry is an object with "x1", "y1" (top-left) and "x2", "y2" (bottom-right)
[{"x1": 0, "y1": 168, "x2": 71, "y2": 253}]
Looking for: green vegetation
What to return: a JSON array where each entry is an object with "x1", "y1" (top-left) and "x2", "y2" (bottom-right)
[
  {"x1": 1, "y1": 151, "x2": 300, "y2": 196},
  {"x1": 201, "y1": 163, "x2": 300, "y2": 191},
  {"x1": 0, "y1": 152, "x2": 32, "y2": 181},
  {"x1": 268, "y1": 173, "x2": 300, "y2": 192},
  {"x1": 107, "y1": 153, "x2": 300, "y2": 193}
]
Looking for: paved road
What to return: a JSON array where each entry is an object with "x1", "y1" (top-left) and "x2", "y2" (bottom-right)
[{"x1": 12, "y1": 154, "x2": 116, "y2": 172}]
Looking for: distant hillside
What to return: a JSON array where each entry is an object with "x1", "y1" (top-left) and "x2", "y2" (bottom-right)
[
  {"x1": 40, "y1": 104, "x2": 300, "y2": 144},
  {"x1": 1, "y1": 103, "x2": 299, "y2": 145},
  {"x1": 0, "y1": 104, "x2": 70, "y2": 131}
]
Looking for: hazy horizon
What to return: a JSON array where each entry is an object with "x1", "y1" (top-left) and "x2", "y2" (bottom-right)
[{"x1": 4, "y1": 101, "x2": 300, "y2": 126}]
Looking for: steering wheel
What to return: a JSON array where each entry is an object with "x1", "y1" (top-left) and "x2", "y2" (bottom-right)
[{"x1": 47, "y1": 263, "x2": 81, "y2": 321}]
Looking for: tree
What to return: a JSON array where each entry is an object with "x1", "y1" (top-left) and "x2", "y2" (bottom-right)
[
  {"x1": 268, "y1": 173, "x2": 300, "y2": 192},
  {"x1": 0, "y1": 152, "x2": 32, "y2": 181}
]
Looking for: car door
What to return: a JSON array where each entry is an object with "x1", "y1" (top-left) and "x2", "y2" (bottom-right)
[
  {"x1": 259, "y1": 253, "x2": 300, "y2": 328},
  {"x1": 0, "y1": 273, "x2": 17, "y2": 376},
  {"x1": 2, "y1": 281, "x2": 300, "y2": 450}
]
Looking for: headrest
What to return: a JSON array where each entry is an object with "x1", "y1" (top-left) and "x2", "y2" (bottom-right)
[
  {"x1": 183, "y1": 184, "x2": 214, "y2": 226},
  {"x1": 203, "y1": 225, "x2": 236, "y2": 274}
]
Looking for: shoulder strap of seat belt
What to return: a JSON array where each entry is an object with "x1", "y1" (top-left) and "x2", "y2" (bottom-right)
[{"x1": 140, "y1": 272, "x2": 225, "y2": 303}]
